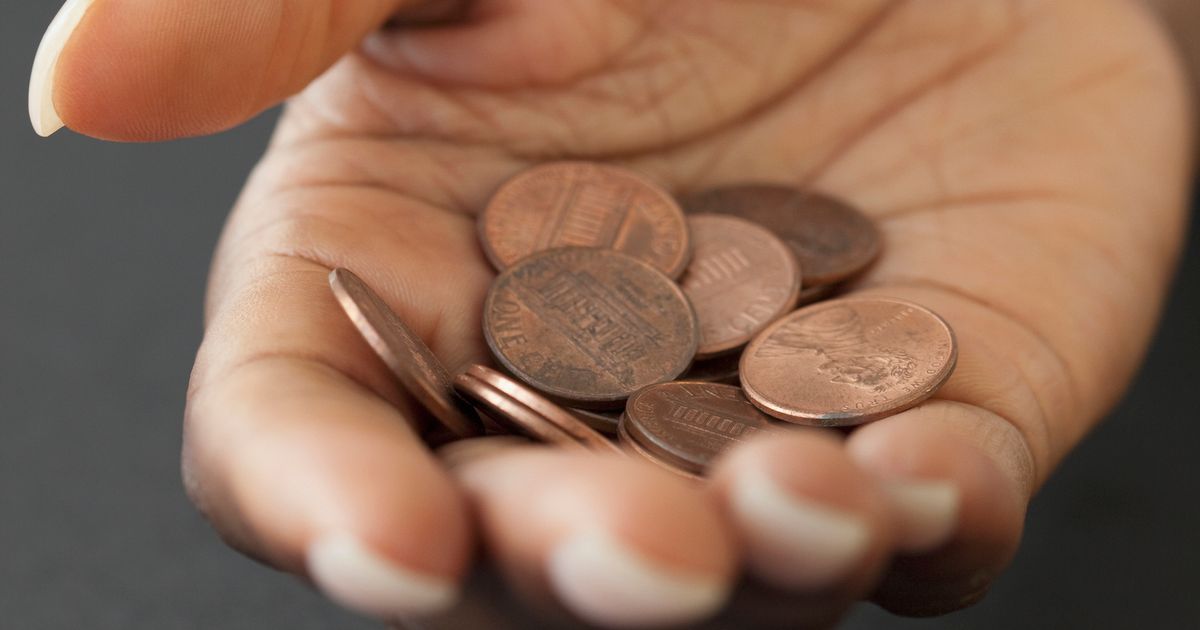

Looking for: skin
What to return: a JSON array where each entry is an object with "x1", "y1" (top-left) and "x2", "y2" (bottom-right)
[{"x1": 48, "y1": 0, "x2": 1194, "y2": 625}]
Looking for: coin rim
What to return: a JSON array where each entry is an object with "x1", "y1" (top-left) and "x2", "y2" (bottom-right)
[
  {"x1": 329, "y1": 268, "x2": 481, "y2": 439},
  {"x1": 739, "y1": 296, "x2": 958, "y2": 426},
  {"x1": 478, "y1": 161, "x2": 693, "y2": 278},
  {"x1": 466, "y1": 365, "x2": 622, "y2": 454},
  {"x1": 453, "y1": 372, "x2": 585, "y2": 448},
  {"x1": 483, "y1": 246, "x2": 701, "y2": 408},
  {"x1": 617, "y1": 415, "x2": 704, "y2": 481}
]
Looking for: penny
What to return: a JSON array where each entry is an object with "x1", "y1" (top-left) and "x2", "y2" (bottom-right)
[
  {"x1": 329, "y1": 268, "x2": 482, "y2": 439},
  {"x1": 483, "y1": 247, "x2": 699, "y2": 409},
  {"x1": 466, "y1": 365, "x2": 622, "y2": 454},
  {"x1": 453, "y1": 372, "x2": 585, "y2": 450},
  {"x1": 740, "y1": 297, "x2": 957, "y2": 426},
  {"x1": 570, "y1": 407, "x2": 621, "y2": 436},
  {"x1": 681, "y1": 185, "x2": 881, "y2": 286},
  {"x1": 617, "y1": 416, "x2": 703, "y2": 482},
  {"x1": 682, "y1": 351, "x2": 742, "y2": 385},
  {"x1": 623, "y1": 382, "x2": 777, "y2": 474},
  {"x1": 479, "y1": 162, "x2": 691, "y2": 278},
  {"x1": 680, "y1": 214, "x2": 802, "y2": 358}
]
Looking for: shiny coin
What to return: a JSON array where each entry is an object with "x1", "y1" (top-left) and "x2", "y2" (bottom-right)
[
  {"x1": 681, "y1": 185, "x2": 880, "y2": 287},
  {"x1": 479, "y1": 161, "x2": 691, "y2": 278},
  {"x1": 466, "y1": 365, "x2": 621, "y2": 454},
  {"x1": 681, "y1": 214, "x2": 802, "y2": 358},
  {"x1": 623, "y1": 382, "x2": 777, "y2": 474},
  {"x1": 483, "y1": 247, "x2": 699, "y2": 409},
  {"x1": 453, "y1": 372, "x2": 585, "y2": 449},
  {"x1": 329, "y1": 268, "x2": 482, "y2": 439},
  {"x1": 740, "y1": 297, "x2": 957, "y2": 426},
  {"x1": 617, "y1": 417, "x2": 702, "y2": 482}
]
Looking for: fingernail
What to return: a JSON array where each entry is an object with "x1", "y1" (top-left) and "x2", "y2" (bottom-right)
[
  {"x1": 30, "y1": 0, "x2": 94, "y2": 137},
  {"x1": 548, "y1": 529, "x2": 728, "y2": 627},
  {"x1": 307, "y1": 533, "x2": 458, "y2": 619},
  {"x1": 732, "y1": 468, "x2": 870, "y2": 590},
  {"x1": 881, "y1": 478, "x2": 960, "y2": 552}
]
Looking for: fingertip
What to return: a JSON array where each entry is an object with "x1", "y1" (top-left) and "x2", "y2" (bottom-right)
[
  {"x1": 29, "y1": 0, "x2": 94, "y2": 137},
  {"x1": 308, "y1": 532, "x2": 460, "y2": 619},
  {"x1": 456, "y1": 451, "x2": 737, "y2": 627},
  {"x1": 847, "y1": 403, "x2": 1030, "y2": 614},
  {"x1": 547, "y1": 528, "x2": 729, "y2": 628},
  {"x1": 712, "y1": 431, "x2": 891, "y2": 594}
]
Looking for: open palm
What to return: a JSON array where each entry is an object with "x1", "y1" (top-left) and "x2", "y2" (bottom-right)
[{"x1": 39, "y1": 0, "x2": 1191, "y2": 626}]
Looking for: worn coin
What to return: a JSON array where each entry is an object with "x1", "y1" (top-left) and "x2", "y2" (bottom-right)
[
  {"x1": 740, "y1": 297, "x2": 957, "y2": 426},
  {"x1": 682, "y1": 351, "x2": 742, "y2": 385},
  {"x1": 617, "y1": 417, "x2": 703, "y2": 482},
  {"x1": 681, "y1": 185, "x2": 881, "y2": 286},
  {"x1": 453, "y1": 372, "x2": 586, "y2": 449},
  {"x1": 466, "y1": 365, "x2": 621, "y2": 454},
  {"x1": 681, "y1": 214, "x2": 801, "y2": 358},
  {"x1": 479, "y1": 162, "x2": 691, "y2": 278},
  {"x1": 329, "y1": 268, "x2": 482, "y2": 439},
  {"x1": 483, "y1": 247, "x2": 699, "y2": 409},
  {"x1": 623, "y1": 382, "x2": 777, "y2": 474}
]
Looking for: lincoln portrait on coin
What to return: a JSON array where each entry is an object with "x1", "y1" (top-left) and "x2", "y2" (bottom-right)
[{"x1": 767, "y1": 306, "x2": 917, "y2": 393}]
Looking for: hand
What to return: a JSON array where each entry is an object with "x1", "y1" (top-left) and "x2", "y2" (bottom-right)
[{"x1": 33, "y1": 0, "x2": 1192, "y2": 626}]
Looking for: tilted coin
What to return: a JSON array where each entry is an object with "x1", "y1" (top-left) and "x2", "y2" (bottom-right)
[
  {"x1": 681, "y1": 214, "x2": 802, "y2": 358},
  {"x1": 329, "y1": 268, "x2": 482, "y2": 439},
  {"x1": 740, "y1": 297, "x2": 957, "y2": 426},
  {"x1": 682, "y1": 351, "x2": 742, "y2": 385},
  {"x1": 681, "y1": 184, "x2": 881, "y2": 286},
  {"x1": 479, "y1": 161, "x2": 691, "y2": 278},
  {"x1": 466, "y1": 365, "x2": 621, "y2": 454},
  {"x1": 483, "y1": 247, "x2": 699, "y2": 409},
  {"x1": 617, "y1": 416, "x2": 703, "y2": 482},
  {"x1": 623, "y1": 382, "x2": 777, "y2": 474},
  {"x1": 453, "y1": 372, "x2": 586, "y2": 450},
  {"x1": 569, "y1": 407, "x2": 621, "y2": 436}
]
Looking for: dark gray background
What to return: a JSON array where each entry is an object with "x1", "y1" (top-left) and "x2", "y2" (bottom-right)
[{"x1": 2, "y1": 4, "x2": 1197, "y2": 629}]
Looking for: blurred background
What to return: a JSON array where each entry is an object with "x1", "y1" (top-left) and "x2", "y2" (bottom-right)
[{"x1": 2, "y1": 4, "x2": 1197, "y2": 629}]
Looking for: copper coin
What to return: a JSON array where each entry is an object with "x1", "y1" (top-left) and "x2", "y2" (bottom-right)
[
  {"x1": 452, "y1": 372, "x2": 585, "y2": 450},
  {"x1": 681, "y1": 214, "x2": 802, "y2": 358},
  {"x1": 329, "y1": 268, "x2": 482, "y2": 439},
  {"x1": 570, "y1": 407, "x2": 621, "y2": 436},
  {"x1": 740, "y1": 297, "x2": 957, "y2": 426},
  {"x1": 617, "y1": 416, "x2": 702, "y2": 482},
  {"x1": 681, "y1": 185, "x2": 881, "y2": 286},
  {"x1": 466, "y1": 365, "x2": 621, "y2": 454},
  {"x1": 483, "y1": 247, "x2": 699, "y2": 409},
  {"x1": 479, "y1": 162, "x2": 691, "y2": 278},
  {"x1": 683, "y1": 351, "x2": 742, "y2": 385},
  {"x1": 623, "y1": 382, "x2": 777, "y2": 474}
]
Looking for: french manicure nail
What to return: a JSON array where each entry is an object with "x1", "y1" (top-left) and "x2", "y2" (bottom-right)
[
  {"x1": 548, "y1": 529, "x2": 728, "y2": 628},
  {"x1": 732, "y1": 467, "x2": 870, "y2": 590},
  {"x1": 307, "y1": 533, "x2": 457, "y2": 618},
  {"x1": 30, "y1": 0, "x2": 95, "y2": 137},
  {"x1": 881, "y1": 478, "x2": 960, "y2": 552}
]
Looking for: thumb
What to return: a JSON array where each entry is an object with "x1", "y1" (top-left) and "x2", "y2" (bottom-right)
[{"x1": 29, "y1": 0, "x2": 438, "y2": 140}]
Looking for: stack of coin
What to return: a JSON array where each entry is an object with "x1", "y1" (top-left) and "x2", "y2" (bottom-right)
[{"x1": 330, "y1": 161, "x2": 958, "y2": 478}]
